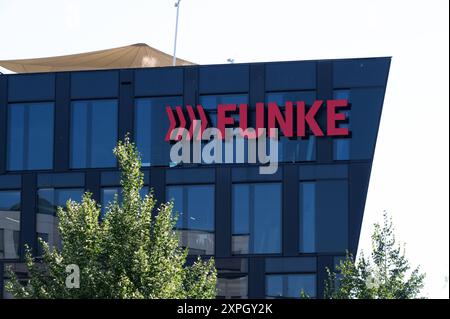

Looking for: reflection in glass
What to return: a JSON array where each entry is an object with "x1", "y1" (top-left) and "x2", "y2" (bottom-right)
[
  {"x1": 36, "y1": 188, "x2": 84, "y2": 252},
  {"x1": 277, "y1": 136, "x2": 316, "y2": 162},
  {"x1": 199, "y1": 95, "x2": 249, "y2": 165},
  {"x1": 266, "y1": 274, "x2": 316, "y2": 298},
  {"x1": 7, "y1": 102, "x2": 54, "y2": 170},
  {"x1": 216, "y1": 258, "x2": 248, "y2": 299},
  {"x1": 232, "y1": 183, "x2": 281, "y2": 254},
  {"x1": 0, "y1": 191, "x2": 21, "y2": 259},
  {"x1": 217, "y1": 275, "x2": 248, "y2": 299},
  {"x1": 71, "y1": 100, "x2": 118, "y2": 168},
  {"x1": 266, "y1": 91, "x2": 317, "y2": 162},
  {"x1": 199, "y1": 94, "x2": 248, "y2": 127},
  {"x1": 300, "y1": 182, "x2": 316, "y2": 253},
  {"x1": 166, "y1": 185, "x2": 215, "y2": 255},
  {"x1": 135, "y1": 97, "x2": 183, "y2": 166}
]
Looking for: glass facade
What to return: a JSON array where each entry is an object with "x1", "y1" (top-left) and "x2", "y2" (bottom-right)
[
  {"x1": 216, "y1": 258, "x2": 248, "y2": 299},
  {"x1": 266, "y1": 91, "x2": 317, "y2": 162},
  {"x1": 300, "y1": 182, "x2": 316, "y2": 253},
  {"x1": 166, "y1": 185, "x2": 215, "y2": 255},
  {"x1": 135, "y1": 97, "x2": 182, "y2": 166},
  {"x1": 198, "y1": 95, "x2": 249, "y2": 164},
  {"x1": 36, "y1": 188, "x2": 84, "y2": 252},
  {"x1": 0, "y1": 191, "x2": 21, "y2": 259},
  {"x1": 0, "y1": 58, "x2": 389, "y2": 298},
  {"x1": 266, "y1": 274, "x2": 317, "y2": 298},
  {"x1": 332, "y1": 88, "x2": 386, "y2": 161},
  {"x1": 7, "y1": 102, "x2": 54, "y2": 171},
  {"x1": 232, "y1": 183, "x2": 282, "y2": 254},
  {"x1": 70, "y1": 100, "x2": 118, "y2": 168},
  {"x1": 199, "y1": 94, "x2": 248, "y2": 127}
]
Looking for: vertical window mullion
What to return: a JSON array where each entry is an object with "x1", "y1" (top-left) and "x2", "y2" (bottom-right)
[
  {"x1": 283, "y1": 276, "x2": 289, "y2": 297},
  {"x1": 249, "y1": 184, "x2": 255, "y2": 254},
  {"x1": 300, "y1": 182, "x2": 316, "y2": 253},
  {"x1": 182, "y1": 187, "x2": 188, "y2": 230},
  {"x1": 23, "y1": 105, "x2": 30, "y2": 170},
  {"x1": 86, "y1": 101, "x2": 93, "y2": 168}
]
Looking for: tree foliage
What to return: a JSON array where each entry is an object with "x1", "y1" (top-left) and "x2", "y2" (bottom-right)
[
  {"x1": 5, "y1": 136, "x2": 217, "y2": 299},
  {"x1": 324, "y1": 211, "x2": 425, "y2": 299}
]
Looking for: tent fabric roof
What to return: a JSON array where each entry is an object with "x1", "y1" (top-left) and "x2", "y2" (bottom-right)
[{"x1": 0, "y1": 43, "x2": 193, "y2": 73}]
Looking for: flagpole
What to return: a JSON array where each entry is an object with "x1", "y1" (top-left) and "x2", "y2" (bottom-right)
[{"x1": 172, "y1": 0, "x2": 181, "y2": 66}]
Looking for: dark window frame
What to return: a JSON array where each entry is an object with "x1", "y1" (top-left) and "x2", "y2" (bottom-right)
[{"x1": 299, "y1": 180, "x2": 317, "y2": 254}]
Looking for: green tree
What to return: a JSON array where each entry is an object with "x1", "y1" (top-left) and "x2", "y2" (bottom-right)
[
  {"x1": 324, "y1": 211, "x2": 425, "y2": 299},
  {"x1": 5, "y1": 136, "x2": 216, "y2": 299}
]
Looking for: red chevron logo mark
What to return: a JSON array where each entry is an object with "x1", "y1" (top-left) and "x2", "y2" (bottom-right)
[{"x1": 165, "y1": 105, "x2": 209, "y2": 141}]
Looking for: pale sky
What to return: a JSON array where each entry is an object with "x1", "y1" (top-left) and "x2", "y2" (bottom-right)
[{"x1": 0, "y1": 0, "x2": 448, "y2": 298}]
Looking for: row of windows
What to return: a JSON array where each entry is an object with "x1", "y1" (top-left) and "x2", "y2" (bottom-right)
[
  {"x1": 217, "y1": 274, "x2": 317, "y2": 299},
  {"x1": 0, "y1": 181, "x2": 325, "y2": 259},
  {"x1": 1, "y1": 261, "x2": 316, "y2": 299},
  {"x1": 5, "y1": 91, "x2": 360, "y2": 171},
  {"x1": 4, "y1": 59, "x2": 390, "y2": 103}
]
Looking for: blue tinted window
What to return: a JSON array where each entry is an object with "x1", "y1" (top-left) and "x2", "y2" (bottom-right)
[
  {"x1": 37, "y1": 188, "x2": 84, "y2": 215},
  {"x1": 300, "y1": 182, "x2": 316, "y2": 253},
  {"x1": 349, "y1": 88, "x2": 385, "y2": 160},
  {"x1": 186, "y1": 186, "x2": 215, "y2": 231},
  {"x1": 135, "y1": 97, "x2": 182, "y2": 166},
  {"x1": 232, "y1": 183, "x2": 281, "y2": 254},
  {"x1": 316, "y1": 180, "x2": 348, "y2": 253},
  {"x1": 197, "y1": 95, "x2": 249, "y2": 165},
  {"x1": 0, "y1": 191, "x2": 21, "y2": 259},
  {"x1": 166, "y1": 185, "x2": 215, "y2": 255},
  {"x1": 332, "y1": 88, "x2": 385, "y2": 160},
  {"x1": 7, "y1": 103, "x2": 54, "y2": 170},
  {"x1": 199, "y1": 94, "x2": 248, "y2": 127},
  {"x1": 71, "y1": 100, "x2": 118, "y2": 168},
  {"x1": 266, "y1": 92, "x2": 317, "y2": 162},
  {"x1": 266, "y1": 91, "x2": 316, "y2": 106},
  {"x1": 232, "y1": 185, "x2": 250, "y2": 236},
  {"x1": 333, "y1": 90, "x2": 351, "y2": 160},
  {"x1": 266, "y1": 274, "x2": 316, "y2": 298},
  {"x1": 277, "y1": 137, "x2": 316, "y2": 162},
  {"x1": 167, "y1": 186, "x2": 183, "y2": 229}
]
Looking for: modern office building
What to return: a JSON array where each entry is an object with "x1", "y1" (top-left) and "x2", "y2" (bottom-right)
[{"x1": 0, "y1": 53, "x2": 390, "y2": 298}]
